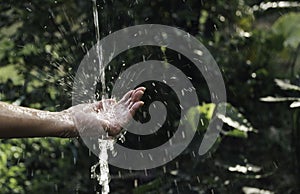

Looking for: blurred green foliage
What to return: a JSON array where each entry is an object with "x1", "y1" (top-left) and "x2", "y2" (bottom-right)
[{"x1": 0, "y1": 0, "x2": 299, "y2": 193}]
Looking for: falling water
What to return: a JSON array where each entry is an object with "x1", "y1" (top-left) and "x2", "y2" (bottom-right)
[
  {"x1": 91, "y1": 139, "x2": 115, "y2": 194},
  {"x1": 92, "y1": 0, "x2": 105, "y2": 94},
  {"x1": 90, "y1": 99, "x2": 128, "y2": 194},
  {"x1": 91, "y1": 0, "x2": 114, "y2": 193}
]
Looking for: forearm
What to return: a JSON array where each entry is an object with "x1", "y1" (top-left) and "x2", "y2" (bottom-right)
[{"x1": 0, "y1": 102, "x2": 78, "y2": 138}]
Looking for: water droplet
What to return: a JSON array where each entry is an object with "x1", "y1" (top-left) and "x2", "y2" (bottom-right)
[
  {"x1": 163, "y1": 166, "x2": 167, "y2": 173},
  {"x1": 134, "y1": 179, "x2": 138, "y2": 188},
  {"x1": 26, "y1": 7, "x2": 32, "y2": 12},
  {"x1": 148, "y1": 154, "x2": 153, "y2": 161},
  {"x1": 200, "y1": 119, "x2": 204, "y2": 126}
]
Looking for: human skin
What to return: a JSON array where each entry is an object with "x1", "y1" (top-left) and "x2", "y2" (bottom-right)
[{"x1": 0, "y1": 87, "x2": 145, "y2": 138}]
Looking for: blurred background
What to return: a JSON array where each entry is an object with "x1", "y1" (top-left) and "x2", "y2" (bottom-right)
[{"x1": 0, "y1": 0, "x2": 299, "y2": 193}]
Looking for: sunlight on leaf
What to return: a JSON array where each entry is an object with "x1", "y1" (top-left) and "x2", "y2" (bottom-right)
[
  {"x1": 242, "y1": 186, "x2": 274, "y2": 194},
  {"x1": 290, "y1": 101, "x2": 300, "y2": 108},
  {"x1": 260, "y1": 96, "x2": 300, "y2": 102},
  {"x1": 275, "y1": 79, "x2": 300, "y2": 91},
  {"x1": 187, "y1": 103, "x2": 254, "y2": 138},
  {"x1": 186, "y1": 103, "x2": 215, "y2": 131},
  {"x1": 217, "y1": 103, "x2": 254, "y2": 133},
  {"x1": 0, "y1": 65, "x2": 23, "y2": 84},
  {"x1": 228, "y1": 164, "x2": 261, "y2": 174}
]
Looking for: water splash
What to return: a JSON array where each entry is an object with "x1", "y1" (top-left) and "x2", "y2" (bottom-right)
[
  {"x1": 90, "y1": 128, "x2": 127, "y2": 194},
  {"x1": 91, "y1": 1, "x2": 116, "y2": 193},
  {"x1": 91, "y1": 139, "x2": 115, "y2": 194},
  {"x1": 90, "y1": 120, "x2": 127, "y2": 194}
]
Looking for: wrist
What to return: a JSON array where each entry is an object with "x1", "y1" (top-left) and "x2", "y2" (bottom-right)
[{"x1": 55, "y1": 111, "x2": 78, "y2": 138}]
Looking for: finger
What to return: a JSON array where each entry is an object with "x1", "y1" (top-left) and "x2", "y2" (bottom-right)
[
  {"x1": 135, "y1": 86, "x2": 146, "y2": 92},
  {"x1": 120, "y1": 88, "x2": 145, "y2": 106},
  {"x1": 129, "y1": 101, "x2": 144, "y2": 116},
  {"x1": 124, "y1": 98, "x2": 131, "y2": 107},
  {"x1": 119, "y1": 90, "x2": 134, "y2": 103},
  {"x1": 130, "y1": 90, "x2": 144, "y2": 108},
  {"x1": 126, "y1": 90, "x2": 144, "y2": 109}
]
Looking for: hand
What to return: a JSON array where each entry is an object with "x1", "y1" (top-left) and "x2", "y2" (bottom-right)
[{"x1": 67, "y1": 87, "x2": 145, "y2": 138}]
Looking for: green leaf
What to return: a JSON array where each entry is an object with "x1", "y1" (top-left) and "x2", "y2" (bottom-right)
[
  {"x1": 186, "y1": 103, "x2": 216, "y2": 131},
  {"x1": 20, "y1": 43, "x2": 40, "y2": 56},
  {"x1": 187, "y1": 103, "x2": 254, "y2": 138},
  {"x1": 216, "y1": 103, "x2": 254, "y2": 133},
  {"x1": 133, "y1": 178, "x2": 163, "y2": 194},
  {"x1": 0, "y1": 65, "x2": 23, "y2": 84},
  {"x1": 225, "y1": 129, "x2": 248, "y2": 138},
  {"x1": 272, "y1": 12, "x2": 300, "y2": 49}
]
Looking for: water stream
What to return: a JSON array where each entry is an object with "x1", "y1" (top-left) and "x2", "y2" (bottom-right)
[
  {"x1": 91, "y1": 1, "x2": 115, "y2": 193},
  {"x1": 92, "y1": 0, "x2": 105, "y2": 94},
  {"x1": 91, "y1": 139, "x2": 115, "y2": 194}
]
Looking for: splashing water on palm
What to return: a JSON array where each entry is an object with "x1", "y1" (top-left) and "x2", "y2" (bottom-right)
[{"x1": 90, "y1": 99, "x2": 128, "y2": 194}]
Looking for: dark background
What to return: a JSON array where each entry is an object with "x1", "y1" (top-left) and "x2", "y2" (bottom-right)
[{"x1": 0, "y1": 0, "x2": 299, "y2": 193}]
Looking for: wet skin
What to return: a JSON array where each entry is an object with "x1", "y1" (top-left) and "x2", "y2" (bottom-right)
[{"x1": 0, "y1": 87, "x2": 145, "y2": 138}]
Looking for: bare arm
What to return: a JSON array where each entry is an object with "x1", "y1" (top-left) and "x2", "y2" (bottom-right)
[
  {"x1": 0, "y1": 87, "x2": 145, "y2": 138},
  {"x1": 0, "y1": 102, "x2": 77, "y2": 138}
]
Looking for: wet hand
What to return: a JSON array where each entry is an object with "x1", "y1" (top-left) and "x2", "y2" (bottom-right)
[{"x1": 67, "y1": 87, "x2": 145, "y2": 138}]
